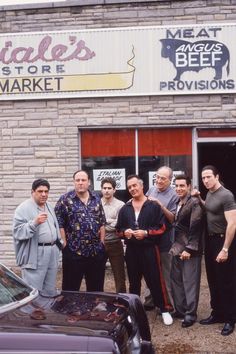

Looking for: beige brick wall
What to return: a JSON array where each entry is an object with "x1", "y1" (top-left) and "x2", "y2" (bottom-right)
[{"x1": 1, "y1": 1, "x2": 236, "y2": 264}]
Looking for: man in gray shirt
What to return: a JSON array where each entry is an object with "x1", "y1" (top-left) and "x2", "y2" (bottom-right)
[
  {"x1": 13, "y1": 179, "x2": 61, "y2": 296},
  {"x1": 196, "y1": 165, "x2": 236, "y2": 336},
  {"x1": 144, "y1": 166, "x2": 178, "y2": 310}
]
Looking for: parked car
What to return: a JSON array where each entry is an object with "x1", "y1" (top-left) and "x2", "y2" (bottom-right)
[{"x1": 0, "y1": 263, "x2": 155, "y2": 353}]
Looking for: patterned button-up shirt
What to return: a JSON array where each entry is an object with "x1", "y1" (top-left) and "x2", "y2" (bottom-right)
[{"x1": 55, "y1": 190, "x2": 106, "y2": 257}]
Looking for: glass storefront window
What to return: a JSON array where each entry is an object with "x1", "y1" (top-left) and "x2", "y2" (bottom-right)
[
  {"x1": 82, "y1": 156, "x2": 135, "y2": 201},
  {"x1": 139, "y1": 155, "x2": 192, "y2": 194},
  {"x1": 81, "y1": 128, "x2": 192, "y2": 202}
]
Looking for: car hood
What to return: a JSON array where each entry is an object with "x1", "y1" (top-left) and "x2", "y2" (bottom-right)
[{"x1": 0, "y1": 291, "x2": 132, "y2": 337}]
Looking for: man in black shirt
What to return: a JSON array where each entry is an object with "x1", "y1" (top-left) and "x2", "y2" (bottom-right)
[{"x1": 116, "y1": 174, "x2": 173, "y2": 326}]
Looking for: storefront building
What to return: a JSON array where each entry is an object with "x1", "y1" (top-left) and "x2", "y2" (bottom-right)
[{"x1": 1, "y1": 0, "x2": 236, "y2": 264}]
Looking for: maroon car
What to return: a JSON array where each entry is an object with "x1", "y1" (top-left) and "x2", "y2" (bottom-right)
[{"x1": 0, "y1": 263, "x2": 155, "y2": 353}]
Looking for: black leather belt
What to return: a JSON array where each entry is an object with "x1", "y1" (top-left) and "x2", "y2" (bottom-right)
[
  {"x1": 38, "y1": 241, "x2": 56, "y2": 246},
  {"x1": 209, "y1": 233, "x2": 225, "y2": 238}
]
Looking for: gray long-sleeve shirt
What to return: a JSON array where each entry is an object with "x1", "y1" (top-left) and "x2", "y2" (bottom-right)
[{"x1": 13, "y1": 198, "x2": 61, "y2": 269}]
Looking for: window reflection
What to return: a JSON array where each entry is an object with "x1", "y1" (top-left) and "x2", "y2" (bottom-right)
[{"x1": 0, "y1": 265, "x2": 32, "y2": 305}]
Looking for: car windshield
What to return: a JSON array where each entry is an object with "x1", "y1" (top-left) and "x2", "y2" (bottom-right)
[{"x1": 0, "y1": 264, "x2": 32, "y2": 306}]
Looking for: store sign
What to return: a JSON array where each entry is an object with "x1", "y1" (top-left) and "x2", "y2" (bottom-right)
[
  {"x1": 148, "y1": 170, "x2": 184, "y2": 189},
  {"x1": 171, "y1": 171, "x2": 185, "y2": 188},
  {"x1": 1, "y1": 23, "x2": 236, "y2": 99},
  {"x1": 149, "y1": 172, "x2": 157, "y2": 189},
  {"x1": 93, "y1": 169, "x2": 126, "y2": 191}
]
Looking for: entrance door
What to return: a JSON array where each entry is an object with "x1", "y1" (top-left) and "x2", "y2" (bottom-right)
[
  {"x1": 198, "y1": 142, "x2": 236, "y2": 198},
  {"x1": 195, "y1": 129, "x2": 236, "y2": 198}
]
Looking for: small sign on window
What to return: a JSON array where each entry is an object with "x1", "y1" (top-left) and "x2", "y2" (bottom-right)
[
  {"x1": 148, "y1": 170, "x2": 184, "y2": 189},
  {"x1": 93, "y1": 169, "x2": 126, "y2": 190}
]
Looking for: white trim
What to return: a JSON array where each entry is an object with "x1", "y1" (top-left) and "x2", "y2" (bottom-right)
[
  {"x1": 135, "y1": 129, "x2": 139, "y2": 175},
  {"x1": 192, "y1": 128, "x2": 199, "y2": 189},
  {"x1": 192, "y1": 128, "x2": 236, "y2": 188},
  {"x1": 196, "y1": 137, "x2": 236, "y2": 143}
]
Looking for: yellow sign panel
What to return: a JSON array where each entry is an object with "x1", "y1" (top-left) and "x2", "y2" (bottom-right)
[{"x1": 0, "y1": 70, "x2": 134, "y2": 94}]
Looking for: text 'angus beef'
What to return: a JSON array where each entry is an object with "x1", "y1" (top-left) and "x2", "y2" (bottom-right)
[{"x1": 160, "y1": 39, "x2": 230, "y2": 81}]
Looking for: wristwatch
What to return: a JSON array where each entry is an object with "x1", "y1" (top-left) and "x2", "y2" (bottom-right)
[{"x1": 222, "y1": 247, "x2": 228, "y2": 253}]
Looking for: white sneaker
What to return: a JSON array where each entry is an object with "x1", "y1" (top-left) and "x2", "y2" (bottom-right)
[{"x1": 162, "y1": 312, "x2": 173, "y2": 326}]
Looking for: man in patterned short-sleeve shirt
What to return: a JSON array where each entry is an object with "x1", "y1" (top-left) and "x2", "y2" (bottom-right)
[{"x1": 55, "y1": 170, "x2": 106, "y2": 292}]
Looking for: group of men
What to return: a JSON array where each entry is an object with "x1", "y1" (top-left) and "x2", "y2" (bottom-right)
[{"x1": 12, "y1": 165, "x2": 236, "y2": 335}]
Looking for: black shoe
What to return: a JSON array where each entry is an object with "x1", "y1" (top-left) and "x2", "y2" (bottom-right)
[
  {"x1": 172, "y1": 311, "x2": 184, "y2": 319},
  {"x1": 199, "y1": 315, "x2": 222, "y2": 325},
  {"x1": 143, "y1": 304, "x2": 155, "y2": 311},
  {"x1": 221, "y1": 322, "x2": 235, "y2": 336},
  {"x1": 182, "y1": 319, "x2": 195, "y2": 328}
]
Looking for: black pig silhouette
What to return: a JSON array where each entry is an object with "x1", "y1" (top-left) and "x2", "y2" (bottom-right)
[{"x1": 160, "y1": 39, "x2": 230, "y2": 81}]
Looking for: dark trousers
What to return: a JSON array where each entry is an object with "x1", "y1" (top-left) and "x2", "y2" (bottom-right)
[
  {"x1": 205, "y1": 234, "x2": 236, "y2": 322},
  {"x1": 105, "y1": 240, "x2": 126, "y2": 293},
  {"x1": 62, "y1": 246, "x2": 106, "y2": 292},
  {"x1": 125, "y1": 244, "x2": 170, "y2": 312}
]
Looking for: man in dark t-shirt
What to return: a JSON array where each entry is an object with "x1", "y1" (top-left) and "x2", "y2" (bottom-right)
[{"x1": 194, "y1": 165, "x2": 236, "y2": 336}]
